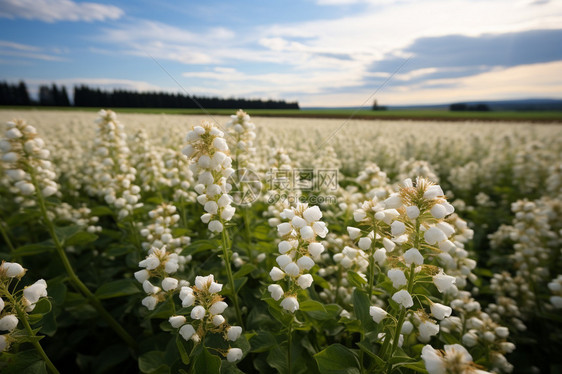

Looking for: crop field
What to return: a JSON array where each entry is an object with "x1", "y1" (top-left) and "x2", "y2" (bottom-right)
[{"x1": 0, "y1": 109, "x2": 560, "y2": 373}]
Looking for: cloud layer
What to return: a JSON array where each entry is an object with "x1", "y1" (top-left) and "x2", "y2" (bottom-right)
[{"x1": 0, "y1": 0, "x2": 123, "y2": 23}]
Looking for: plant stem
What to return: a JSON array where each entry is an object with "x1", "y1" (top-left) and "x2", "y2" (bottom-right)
[
  {"x1": 242, "y1": 207, "x2": 254, "y2": 263},
  {"x1": 288, "y1": 316, "x2": 293, "y2": 374},
  {"x1": 11, "y1": 295, "x2": 59, "y2": 373},
  {"x1": 220, "y1": 223, "x2": 243, "y2": 328},
  {"x1": 30, "y1": 171, "x2": 137, "y2": 350},
  {"x1": 0, "y1": 219, "x2": 15, "y2": 253}
]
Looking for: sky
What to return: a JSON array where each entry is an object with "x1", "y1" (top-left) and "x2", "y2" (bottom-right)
[{"x1": 1, "y1": 0, "x2": 562, "y2": 107}]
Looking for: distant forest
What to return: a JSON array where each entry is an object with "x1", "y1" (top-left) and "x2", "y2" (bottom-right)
[{"x1": 0, "y1": 81, "x2": 300, "y2": 110}]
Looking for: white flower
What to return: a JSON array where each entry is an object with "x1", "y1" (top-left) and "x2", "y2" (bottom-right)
[
  {"x1": 406, "y1": 206, "x2": 420, "y2": 219},
  {"x1": 227, "y1": 326, "x2": 243, "y2": 341},
  {"x1": 227, "y1": 347, "x2": 243, "y2": 362},
  {"x1": 182, "y1": 293, "x2": 196, "y2": 307},
  {"x1": 382, "y1": 237, "x2": 395, "y2": 252},
  {"x1": 141, "y1": 295, "x2": 158, "y2": 310},
  {"x1": 0, "y1": 315, "x2": 18, "y2": 331},
  {"x1": 208, "y1": 281, "x2": 223, "y2": 294},
  {"x1": 384, "y1": 194, "x2": 403, "y2": 209},
  {"x1": 402, "y1": 321, "x2": 414, "y2": 334},
  {"x1": 277, "y1": 222, "x2": 293, "y2": 236},
  {"x1": 303, "y1": 206, "x2": 322, "y2": 222},
  {"x1": 495, "y1": 326, "x2": 509, "y2": 338},
  {"x1": 179, "y1": 324, "x2": 196, "y2": 341},
  {"x1": 369, "y1": 306, "x2": 388, "y2": 323},
  {"x1": 418, "y1": 320, "x2": 440, "y2": 342},
  {"x1": 2, "y1": 262, "x2": 25, "y2": 278},
  {"x1": 308, "y1": 242, "x2": 325, "y2": 257},
  {"x1": 387, "y1": 268, "x2": 407, "y2": 288},
  {"x1": 191, "y1": 305, "x2": 206, "y2": 320},
  {"x1": 270, "y1": 267, "x2": 285, "y2": 281},
  {"x1": 278, "y1": 241, "x2": 292, "y2": 254},
  {"x1": 430, "y1": 303, "x2": 452, "y2": 320},
  {"x1": 421, "y1": 345, "x2": 445, "y2": 374},
  {"x1": 358, "y1": 237, "x2": 372, "y2": 250},
  {"x1": 212, "y1": 315, "x2": 225, "y2": 326},
  {"x1": 374, "y1": 248, "x2": 387, "y2": 265},
  {"x1": 276, "y1": 255, "x2": 292, "y2": 268},
  {"x1": 268, "y1": 284, "x2": 284, "y2": 300},
  {"x1": 433, "y1": 272, "x2": 456, "y2": 293},
  {"x1": 404, "y1": 248, "x2": 424, "y2": 266},
  {"x1": 353, "y1": 210, "x2": 367, "y2": 222},
  {"x1": 423, "y1": 185, "x2": 444, "y2": 200},
  {"x1": 209, "y1": 301, "x2": 228, "y2": 315},
  {"x1": 284, "y1": 262, "x2": 300, "y2": 277},
  {"x1": 462, "y1": 331, "x2": 479, "y2": 347},
  {"x1": 430, "y1": 204, "x2": 447, "y2": 219},
  {"x1": 551, "y1": 296, "x2": 562, "y2": 308},
  {"x1": 208, "y1": 220, "x2": 223, "y2": 233},
  {"x1": 280, "y1": 296, "x2": 299, "y2": 312},
  {"x1": 392, "y1": 289, "x2": 414, "y2": 308},
  {"x1": 0, "y1": 298, "x2": 4, "y2": 312},
  {"x1": 297, "y1": 274, "x2": 313, "y2": 289},
  {"x1": 297, "y1": 256, "x2": 315, "y2": 271},
  {"x1": 162, "y1": 277, "x2": 178, "y2": 291},
  {"x1": 391, "y1": 221, "x2": 406, "y2": 236},
  {"x1": 169, "y1": 315, "x2": 187, "y2": 328},
  {"x1": 347, "y1": 227, "x2": 361, "y2": 239},
  {"x1": 23, "y1": 279, "x2": 47, "y2": 304},
  {"x1": 424, "y1": 227, "x2": 447, "y2": 245},
  {"x1": 292, "y1": 216, "x2": 307, "y2": 228},
  {"x1": 143, "y1": 280, "x2": 160, "y2": 294},
  {"x1": 300, "y1": 226, "x2": 314, "y2": 240}
]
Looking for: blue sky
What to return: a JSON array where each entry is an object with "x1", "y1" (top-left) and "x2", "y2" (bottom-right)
[{"x1": 1, "y1": 0, "x2": 562, "y2": 107}]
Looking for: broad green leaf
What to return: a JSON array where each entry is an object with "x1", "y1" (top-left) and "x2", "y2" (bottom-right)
[
  {"x1": 139, "y1": 351, "x2": 170, "y2": 374},
  {"x1": 54, "y1": 225, "x2": 82, "y2": 243},
  {"x1": 95, "y1": 278, "x2": 140, "y2": 299},
  {"x1": 93, "y1": 345, "x2": 130, "y2": 374},
  {"x1": 314, "y1": 344, "x2": 361, "y2": 374},
  {"x1": 192, "y1": 346, "x2": 221, "y2": 374},
  {"x1": 90, "y1": 205, "x2": 114, "y2": 217},
  {"x1": 65, "y1": 231, "x2": 98, "y2": 246},
  {"x1": 352, "y1": 289, "x2": 372, "y2": 331},
  {"x1": 12, "y1": 242, "x2": 54, "y2": 257},
  {"x1": 233, "y1": 263, "x2": 256, "y2": 279},
  {"x1": 347, "y1": 271, "x2": 367, "y2": 289},
  {"x1": 250, "y1": 331, "x2": 277, "y2": 353},
  {"x1": 176, "y1": 335, "x2": 190, "y2": 365},
  {"x1": 299, "y1": 300, "x2": 326, "y2": 312},
  {"x1": 400, "y1": 360, "x2": 428, "y2": 373}
]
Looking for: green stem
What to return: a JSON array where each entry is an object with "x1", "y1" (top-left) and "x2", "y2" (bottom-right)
[
  {"x1": 0, "y1": 219, "x2": 16, "y2": 253},
  {"x1": 220, "y1": 223, "x2": 244, "y2": 328},
  {"x1": 11, "y1": 294, "x2": 59, "y2": 373},
  {"x1": 30, "y1": 171, "x2": 137, "y2": 350},
  {"x1": 288, "y1": 316, "x2": 293, "y2": 374},
  {"x1": 242, "y1": 208, "x2": 254, "y2": 263}
]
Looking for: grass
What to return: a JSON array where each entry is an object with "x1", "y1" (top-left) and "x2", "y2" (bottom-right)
[{"x1": 2, "y1": 106, "x2": 561, "y2": 122}]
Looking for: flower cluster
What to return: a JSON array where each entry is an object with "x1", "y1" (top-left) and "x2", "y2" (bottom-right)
[
  {"x1": 136, "y1": 246, "x2": 185, "y2": 311},
  {"x1": 225, "y1": 109, "x2": 257, "y2": 171},
  {"x1": 269, "y1": 204, "x2": 328, "y2": 312},
  {"x1": 421, "y1": 344, "x2": 491, "y2": 374},
  {"x1": 182, "y1": 122, "x2": 235, "y2": 233},
  {"x1": 0, "y1": 261, "x2": 48, "y2": 353},
  {"x1": 83, "y1": 110, "x2": 142, "y2": 220},
  {"x1": 139, "y1": 203, "x2": 191, "y2": 253},
  {"x1": 172, "y1": 275, "x2": 243, "y2": 362},
  {"x1": 0, "y1": 119, "x2": 59, "y2": 207}
]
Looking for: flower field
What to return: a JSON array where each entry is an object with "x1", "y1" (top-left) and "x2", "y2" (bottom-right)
[{"x1": 0, "y1": 109, "x2": 560, "y2": 374}]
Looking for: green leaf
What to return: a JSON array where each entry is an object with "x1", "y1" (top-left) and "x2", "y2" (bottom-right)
[
  {"x1": 352, "y1": 289, "x2": 372, "y2": 331},
  {"x1": 176, "y1": 335, "x2": 190, "y2": 365},
  {"x1": 400, "y1": 360, "x2": 428, "y2": 373},
  {"x1": 299, "y1": 300, "x2": 326, "y2": 312},
  {"x1": 65, "y1": 231, "x2": 98, "y2": 246},
  {"x1": 314, "y1": 344, "x2": 361, "y2": 374},
  {"x1": 250, "y1": 331, "x2": 277, "y2": 353},
  {"x1": 180, "y1": 240, "x2": 219, "y2": 256},
  {"x1": 12, "y1": 242, "x2": 54, "y2": 257},
  {"x1": 347, "y1": 271, "x2": 367, "y2": 289},
  {"x1": 95, "y1": 278, "x2": 140, "y2": 299},
  {"x1": 233, "y1": 263, "x2": 256, "y2": 279},
  {"x1": 193, "y1": 346, "x2": 221, "y2": 374},
  {"x1": 139, "y1": 351, "x2": 170, "y2": 374},
  {"x1": 93, "y1": 345, "x2": 130, "y2": 374},
  {"x1": 90, "y1": 205, "x2": 115, "y2": 217},
  {"x1": 54, "y1": 225, "x2": 82, "y2": 243}
]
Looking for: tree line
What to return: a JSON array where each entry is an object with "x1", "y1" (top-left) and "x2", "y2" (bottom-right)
[{"x1": 0, "y1": 81, "x2": 300, "y2": 110}]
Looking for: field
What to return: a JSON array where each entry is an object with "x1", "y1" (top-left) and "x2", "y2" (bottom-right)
[
  {"x1": 2, "y1": 106, "x2": 562, "y2": 122},
  {"x1": 0, "y1": 109, "x2": 561, "y2": 374}
]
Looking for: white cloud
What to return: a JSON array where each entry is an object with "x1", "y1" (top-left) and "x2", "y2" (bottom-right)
[
  {"x1": 0, "y1": 0, "x2": 123, "y2": 23},
  {"x1": 0, "y1": 40, "x2": 67, "y2": 61},
  {"x1": 300, "y1": 61, "x2": 562, "y2": 106}
]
